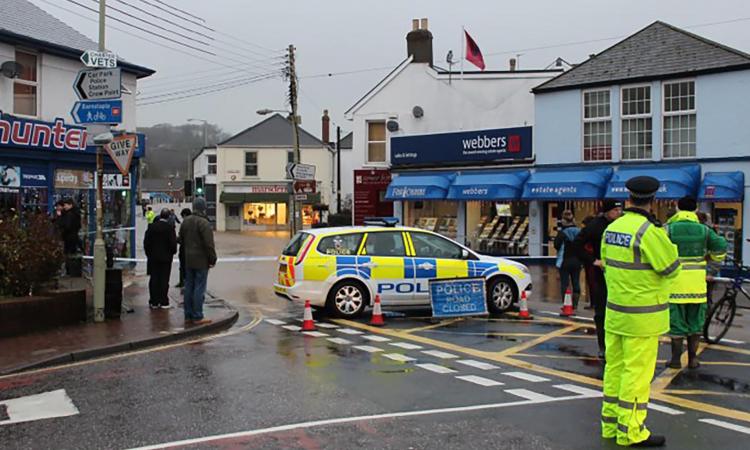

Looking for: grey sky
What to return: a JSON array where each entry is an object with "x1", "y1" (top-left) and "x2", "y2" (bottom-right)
[{"x1": 29, "y1": 0, "x2": 750, "y2": 138}]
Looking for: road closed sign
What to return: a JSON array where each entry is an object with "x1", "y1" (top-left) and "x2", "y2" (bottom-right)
[
  {"x1": 104, "y1": 134, "x2": 138, "y2": 176},
  {"x1": 429, "y1": 277, "x2": 488, "y2": 318}
]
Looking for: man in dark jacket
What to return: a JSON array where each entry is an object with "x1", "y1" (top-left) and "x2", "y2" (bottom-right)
[
  {"x1": 59, "y1": 198, "x2": 82, "y2": 276},
  {"x1": 175, "y1": 208, "x2": 191, "y2": 288},
  {"x1": 554, "y1": 210, "x2": 582, "y2": 309},
  {"x1": 573, "y1": 199, "x2": 623, "y2": 357},
  {"x1": 178, "y1": 198, "x2": 217, "y2": 324},
  {"x1": 144, "y1": 209, "x2": 177, "y2": 309}
]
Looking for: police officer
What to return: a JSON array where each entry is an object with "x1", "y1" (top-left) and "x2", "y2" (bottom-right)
[{"x1": 600, "y1": 176, "x2": 681, "y2": 448}]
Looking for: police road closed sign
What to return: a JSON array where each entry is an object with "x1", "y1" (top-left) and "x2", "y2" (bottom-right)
[{"x1": 429, "y1": 277, "x2": 488, "y2": 318}]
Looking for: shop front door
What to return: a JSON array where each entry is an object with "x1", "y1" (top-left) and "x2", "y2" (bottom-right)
[{"x1": 226, "y1": 204, "x2": 241, "y2": 231}]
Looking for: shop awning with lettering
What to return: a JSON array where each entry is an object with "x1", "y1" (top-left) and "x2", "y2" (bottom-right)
[
  {"x1": 699, "y1": 171, "x2": 744, "y2": 201},
  {"x1": 606, "y1": 164, "x2": 700, "y2": 199},
  {"x1": 522, "y1": 168, "x2": 613, "y2": 200},
  {"x1": 447, "y1": 170, "x2": 530, "y2": 200},
  {"x1": 385, "y1": 173, "x2": 454, "y2": 200}
]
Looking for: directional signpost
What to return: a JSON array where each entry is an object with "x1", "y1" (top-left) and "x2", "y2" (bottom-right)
[
  {"x1": 80, "y1": 50, "x2": 117, "y2": 68},
  {"x1": 71, "y1": 100, "x2": 122, "y2": 124},
  {"x1": 286, "y1": 162, "x2": 316, "y2": 180},
  {"x1": 104, "y1": 134, "x2": 138, "y2": 177},
  {"x1": 74, "y1": 68, "x2": 121, "y2": 100}
]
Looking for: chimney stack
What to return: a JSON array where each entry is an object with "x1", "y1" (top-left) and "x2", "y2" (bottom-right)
[
  {"x1": 321, "y1": 110, "x2": 330, "y2": 144},
  {"x1": 406, "y1": 18, "x2": 433, "y2": 65},
  {"x1": 509, "y1": 58, "x2": 517, "y2": 71}
]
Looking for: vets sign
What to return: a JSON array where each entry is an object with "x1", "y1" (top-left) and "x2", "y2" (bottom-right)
[
  {"x1": 429, "y1": 277, "x2": 488, "y2": 318},
  {"x1": 104, "y1": 134, "x2": 137, "y2": 176}
]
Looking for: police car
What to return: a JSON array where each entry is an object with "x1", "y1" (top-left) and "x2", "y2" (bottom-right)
[{"x1": 273, "y1": 219, "x2": 532, "y2": 318}]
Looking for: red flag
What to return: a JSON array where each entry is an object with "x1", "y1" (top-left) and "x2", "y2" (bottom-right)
[{"x1": 464, "y1": 30, "x2": 485, "y2": 70}]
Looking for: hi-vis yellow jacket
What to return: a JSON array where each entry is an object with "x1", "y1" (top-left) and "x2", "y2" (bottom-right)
[{"x1": 601, "y1": 209, "x2": 681, "y2": 337}]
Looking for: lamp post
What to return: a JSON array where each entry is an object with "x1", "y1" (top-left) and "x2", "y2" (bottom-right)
[{"x1": 187, "y1": 118, "x2": 208, "y2": 201}]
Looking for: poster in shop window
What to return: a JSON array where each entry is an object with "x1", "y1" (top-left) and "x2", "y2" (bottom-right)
[{"x1": 0, "y1": 166, "x2": 21, "y2": 188}]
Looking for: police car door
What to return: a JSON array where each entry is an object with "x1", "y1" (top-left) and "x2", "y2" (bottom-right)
[
  {"x1": 360, "y1": 231, "x2": 414, "y2": 305},
  {"x1": 408, "y1": 231, "x2": 469, "y2": 303}
]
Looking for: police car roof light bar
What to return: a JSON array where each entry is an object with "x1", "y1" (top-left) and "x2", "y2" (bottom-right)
[{"x1": 363, "y1": 217, "x2": 400, "y2": 227}]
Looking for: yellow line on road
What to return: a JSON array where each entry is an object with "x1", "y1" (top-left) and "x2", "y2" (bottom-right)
[
  {"x1": 663, "y1": 389, "x2": 750, "y2": 398},
  {"x1": 651, "y1": 343, "x2": 708, "y2": 392},
  {"x1": 651, "y1": 392, "x2": 750, "y2": 423},
  {"x1": 706, "y1": 344, "x2": 750, "y2": 356},
  {"x1": 700, "y1": 361, "x2": 750, "y2": 367},
  {"x1": 495, "y1": 325, "x2": 582, "y2": 358},
  {"x1": 403, "y1": 318, "x2": 464, "y2": 333}
]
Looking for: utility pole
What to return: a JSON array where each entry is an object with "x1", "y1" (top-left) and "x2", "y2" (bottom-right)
[
  {"x1": 287, "y1": 44, "x2": 302, "y2": 235},
  {"x1": 336, "y1": 126, "x2": 342, "y2": 213},
  {"x1": 93, "y1": 0, "x2": 107, "y2": 322}
]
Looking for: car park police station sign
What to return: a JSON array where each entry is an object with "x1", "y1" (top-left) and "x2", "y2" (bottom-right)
[{"x1": 429, "y1": 277, "x2": 488, "y2": 318}]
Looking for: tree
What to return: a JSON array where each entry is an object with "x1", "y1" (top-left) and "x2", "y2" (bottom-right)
[{"x1": 137, "y1": 123, "x2": 229, "y2": 179}]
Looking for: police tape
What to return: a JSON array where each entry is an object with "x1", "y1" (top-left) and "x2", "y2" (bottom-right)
[
  {"x1": 79, "y1": 255, "x2": 278, "y2": 263},
  {"x1": 82, "y1": 226, "x2": 137, "y2": 235}
]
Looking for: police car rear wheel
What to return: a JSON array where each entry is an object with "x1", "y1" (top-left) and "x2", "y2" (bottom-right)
[
  {"x1": 487, "y1": 277, "x2": 517, "y2": 314},
  {"x1": 327, "y1": 280, "x2": 368, "y2": 318}
]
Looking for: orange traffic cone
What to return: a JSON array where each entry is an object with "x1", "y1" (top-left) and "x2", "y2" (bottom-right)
[
  {"x1": 518, "y1": 291, "x2": 531, "y2": 319},
  {"x1": 301, "y1": 300, "x2": 316, "y2": 331},
  {"x1": 370, "y1": 295, "x2": 385, "y2": 327},
  {"x1": 561, "y1": 288, "x2": 574, "y2": 317}
]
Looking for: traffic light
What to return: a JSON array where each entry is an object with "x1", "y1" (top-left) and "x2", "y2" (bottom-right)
[
  {"x1": 195, "y1": 177, "x2": 204, "y2": 195},
  {"x1": 184, "y1": 179, "x2": 193, "y2": 197}
]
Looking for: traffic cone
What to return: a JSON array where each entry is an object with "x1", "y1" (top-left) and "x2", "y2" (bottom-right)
[
  {"x1": 301, "y1": 300, "x2": 316, "y2": 331},
  {"x1": 518, "y1": 291, "x2": 531, "y2": 320},
  {"x1": 561, "y1": 288, "x2": 574, "y2": 317},
  {"x1": 370, "y1": 295, "x2": 385, "y2": 327}
]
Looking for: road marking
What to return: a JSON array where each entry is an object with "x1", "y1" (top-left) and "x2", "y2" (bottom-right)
[
  {"x1": 403, "y1": 318, "x2": 464, "y2": 333},
  {"x1": 505, "y1": 389, "x2": 555, "y2": 401},
  {"x1": 264, "y1": 319, "x2": 285, "y2": 325},
  {"x1": 126, "y1": 391, "x2": 600, "y2": 450},
  {"x1": 353, "y1": 345, "x2": 383, "y2": 353},
  {"x1": 496, "y1": 324, "x2": 583, "y2": 358},
  {"x1": 416, "y1": 363, "x2": 457, "y2": 374},
  {"x1": 699, "y1": 418, "x2": 750, "y2": 435},
  {"x1": 421, "y1": 350, "x2": 458, "y2": 359},
  {"x1": 571, "y1": 315, "x2": 594, "y2": 322},
  {"x1": 362, "y1": 335, "x2": 391, "y2": 342},
  {"x1": 302, "y1": 331, "x2": 329, "y2": 338},
  {"x1": 389, "y1": 342, "x2": 423, "y2": 350},
  {"x1": 456, "y1": 359, "x2": 499, "y2": 370},
  {"x1": 648, "y1": 403, "x2": 684, "y2": 415},
  {"x1": 337, "y1": 328, "x2": 364, "y2": 335},
  {"x1": 0, "y1": 389, "x2": 78, "y2": 425},
  {"x1": 281, "y1": 325, "x2": 301, "y2": 332},
  {"x1": 456, "y1": 375, "x2": 504, "y2": 387},
  {"x1": 383, "y1": 353, "x2": 417, "y2": 362},
  {"x1": 326, "y1": 337, "x2": 352, "y2": 345},
  {"x1": 315, "y1": 323, "x2": 340, "y2": 329},
  {"x1": 720, "y1": 338, "x2": 745, "y2": 345},
  {"x1": 553, "y1": 384, "x2": 602, "y2": 397},
  {"x1": 502, "y1": 371, "x2": 550, "y2": 382}
]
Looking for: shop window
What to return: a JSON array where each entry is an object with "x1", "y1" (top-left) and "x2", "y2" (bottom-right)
[
  {"x1": 410, "y1": 232, "x2": 464, "y2": 259},
  {"x1": 468, "y1": 201, "x2": 529, "y2": 256},
  {"x1": 244, "y1": 151, "x2": 258, "y2": 177},
  {"x1": 663, "y1": 80, "x2": 696, "y2": 158},
  {"x1": 364, "y1": 231, "x2": 405, "y2": 257},
  {"x1": 13, "y1": 50, "x2": 38, "y2": 117},
  {"x1": 621, "y1": 85, "x2": 652, "y2": 160},
  {"x1": 244, "y1": 202, "x2": 286, "y2": 226},
  {"x1": 406, "y1": 200, "x2": 458, "y2": 239},
  {"x1": 582, "y1": 89, "x2": 611, "y2": 161},
  {"x1": 287, "y1": 151, "x2": 294, "y2": 164},
  {"x1": 366, "y1": 121, "x2": 386, "y2": 164},
  {"x1": 318, "y1": 233, "x2": 363, "y2": 256},
  {"x1": 207, "y1": 154, "x2": 217, "y2": 174}
]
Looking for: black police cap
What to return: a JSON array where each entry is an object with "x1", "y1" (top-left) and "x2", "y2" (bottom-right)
[{"x1": 626, "y1": 176, "x2": 660, "y2": 199}]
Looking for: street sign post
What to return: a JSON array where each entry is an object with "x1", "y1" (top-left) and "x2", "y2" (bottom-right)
[
  {"x1": 74, "y1": 68, "x2": 121, "y2": 100},
  {"x1": 71, "y1": 100, "x2": 122, "y2": 124},
  {"x1": 286, "y1": 162, "x2": 316, "y2": 180},
  {"x1": 104, "y1": 134, "x2": 137, "y2": 176},
  {"x1": 80, "y1": 50, "x2": 117, "y2": 68}
]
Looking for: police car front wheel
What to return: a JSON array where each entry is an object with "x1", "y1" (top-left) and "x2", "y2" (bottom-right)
[
  {"x1": 487, "y1": 277, "x2": 517, "y2": 314},
  {"x1": 327, "y1": 280, "x2": 369, "y2": 318}
]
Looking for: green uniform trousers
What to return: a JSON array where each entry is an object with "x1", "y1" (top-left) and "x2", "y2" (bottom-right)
[
  {"x1": 601, "y1": 332, "x2": 659, "y2": 446},
  {"x1": 668, "y1": 302, "x2": 707, "y2": 337}
]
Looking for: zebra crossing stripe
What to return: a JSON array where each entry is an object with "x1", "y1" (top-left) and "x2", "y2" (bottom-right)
[
  {"x1": 416, "y1": 364, "x2": 457, "y2": 374},
  {"x1": 455, "y1": 375, "x2": 504, "y2": 387},
  {"x1": 383, "y1": 353, "x2": 417, "y2": 362},
  {"x1": 648, "y1": 403, "x2": 684, "y2": 415},
  {"x1": 264, "y1": 319, "x2": 285, "y2": 325},
  {"x1": 421, "y1": 350, "x2": 458, "y2": 359},
  {"x1": 362, "y1": 335, "x2": 390, "y2": 342},
  {"x1": 302, "y1": 331, "x2": 329, "y2": 338},
  {"x1": 552, "y1": 384, "x2": 601, "y2": 397},
  {"x1": 456, "y1": 360, "x2": 499, "y2": 370},
  {"x1": 282, "y1": 325, "x2": 301, "y2": 332},
  {"x1": 326, "y1": 337, "x2": 353, "y2": 345},
  {"x1": 353, "y1": 345, "x2": 383, "y2": 353},
  {"x1": 315, "y1": 323, "x2": 340, "y2": 329},
  {"x1": 505, "y1": 389, "x2": 554, "y2": 401},
  {"x1": 389, "y1": 342, "x2": 423, "y2": 350},
  {"x1": 502, "y1": 372, "x2": 550, "y2": 383},
  {"x1": 699, "y1": 418, "x2": 750, "y2": 435},
  {"x1": 337, "y1": 328, "x2": 364, "y2": 335}
]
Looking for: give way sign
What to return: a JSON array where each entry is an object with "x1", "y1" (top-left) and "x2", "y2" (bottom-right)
[{"x1": 104, "y1": 134, "x2": 138, "y2": 176}]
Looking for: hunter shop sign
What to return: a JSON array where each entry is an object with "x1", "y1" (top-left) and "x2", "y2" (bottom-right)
[{"x1": 0, "y1": 113, "x2": 88, "y2": 152}]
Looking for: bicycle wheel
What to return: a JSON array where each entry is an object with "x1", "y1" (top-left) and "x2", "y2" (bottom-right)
[{"x1": 703, "y1": 294, "x2": 737, "y2": 344}]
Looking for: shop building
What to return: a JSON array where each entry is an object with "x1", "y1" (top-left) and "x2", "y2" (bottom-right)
[
  {"x1": 192, "y1": 146, "x2": 217, "y2": 224},
  {"x1": 0, "y1": 0, "x2": 153, "y2": 258},
  {"x1": 216, "y1": 113, "x2": 334, "y2": 231},
  {"x1": 531, "y1": 21, "x2": 750, "y2": 260}
]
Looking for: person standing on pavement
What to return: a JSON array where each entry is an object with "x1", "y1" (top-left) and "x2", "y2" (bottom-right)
[
  {"x1": 178, "y1": 198, "x2": 216, "y2": 325},
  {"x1": 665, "y1": 196, "x2": 727, "y2": 369},
  {"x1": 600, "y1": 176, "x2": 681, "y2": 448},
  {"x1": 175, "y1": 208, "x2": 191, "y2": 288},
  {"x1": 554, "y1": 210, "x2": 582, "y2": 309},
  {"x1": 59, "y1": 198, "x2": 82, "y2": 276},
  {"x1": 573, "y1": 200, "x2": 623, "y2": 358},
  {"x1": 143, "y1": 209, "x2": 177, "y2": 309},
  {"x1": 145, "y1": 205, "x2": 155, "y2": 224}
]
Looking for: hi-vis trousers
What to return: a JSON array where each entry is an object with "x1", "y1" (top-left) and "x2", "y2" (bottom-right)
[{"x1": 601, "y1": 332, "x2": 659, "y2": 446}]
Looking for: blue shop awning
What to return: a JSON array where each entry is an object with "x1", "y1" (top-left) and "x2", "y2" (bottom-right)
[
  {"x1": 447, "y1": 170, "x2": 530, "y2": 200},
  {"x1": 606, "y1": 165, "x2": 700, "y2": 199},
  {"x1": 522, "y1": 168, "x2": 613, "y2": 200},
  {"x1": 385, "y1": 173, "x2": 454, "y2": 200},
  {"x1": 699, "y1": 171, "x2": 745, "y2": 201}
]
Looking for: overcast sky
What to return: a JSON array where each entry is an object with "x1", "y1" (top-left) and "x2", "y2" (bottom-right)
[{"x1": 30, "y1": 0, "x2": 750, "y2": 138}]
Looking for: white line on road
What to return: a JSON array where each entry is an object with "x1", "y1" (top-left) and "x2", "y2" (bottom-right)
[
  {"x1": 302, "y1": 331, "x2": 329, "y2": 338},
  {"x1": 281, "y1": 325, "x2": 301, "y2": 332},
  {"x1": 127, "y1": 392, "x2": 601, "y2": 450},
  {"x1": 571, "y1": 315, "x2": 594, "y2": 322},
  {"x1": 352, "y1": 345, "x2": 383, "y2": 353},
  {"x1": 421, "y1": 350, "x2": 458, "y2": 359},
  {"x1": 326, "y1": 337, "x2": 353, "y2": 345},
  {"x1": 699, "y1": 418, "x2": 750, "y2": 435},
  {"x1": 264, "y1": 319, "x2": 285, "y2": 326},
  {"x1": 0, "y1": 389, "x2": 79, "y2": 425},
  {"x1": 362, "y1": 335, "x2": 390, "y2": 342},
  {"x1": 315, "y1": 323, "x2": 340, "y2": 329},
  {"x1": 383, "y1": 353, "x2": 417, "y2": 362},
  {"x1": 502, "y1": 372, "x2": 550, "y2": 383},
  {"x1": 648, "y1": 403, "x2": 684, "y2": 416},
  {"x1": 455, "y1": 375, "x2": 504, "y2": 387},
  {"x1": 337, "y1": 328, "x2": 364, "y2": 335},
  {"x1": 720, "y1": 338, "x2": 746, "y2": 345},
  {"x1": 553, "y1": 384, "x2": 602, "y2": 397},
  {"x1": 416, "y1": 363, "x2": 457, "y2": 374},
  {"x1": 456, "y1": 359, "x2": 499, "y2": 370},
  {"x1": 389, "y1": 342, "x2": 423, "y2": 350},
  {"x1": 505, "y1": 389, "x2": 555, "y2": 402}
]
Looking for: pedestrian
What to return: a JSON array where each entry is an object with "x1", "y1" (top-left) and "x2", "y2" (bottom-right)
[
  {"x1": 167, "y1": 208, "x2": 181, "y2": 229},
  {"x1": 580, "y1": 215, "x2": 596, "y2": 310},
  {"x1": 143, "y1": 208, "x2": 177, "y2": 309},
  {"x1": 141, "y1": 201, "x2": 148, "y2": 218},
  {"x1": 175, "y1": 208, "x2": 191, "y2": 288},
  {"x1": 573, "y1": 200, "x2": 623, "y2": 359},
  {"x1": 665, "y1": 196, "x2": 727, "y2": 369},
  {"x1": 59, "y1": 198, "x2": 82, "y2": 276},
  {"x1": 554, "y1": 210, "x2": 582, "y2": 309},
  {"x1": 600, "y1": 176, "x2": 681, "y2": 447},
  {"x1": 145, "y1": 205, "x2": 155, "y2": 224},
  {"x1": 178, "y1": 198, "x2": 216, "y2": 325}
]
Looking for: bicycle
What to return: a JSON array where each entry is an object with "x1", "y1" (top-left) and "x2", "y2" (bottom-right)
[{"x1": 703, "y1": 261, "x2": 750, "y2": 344}]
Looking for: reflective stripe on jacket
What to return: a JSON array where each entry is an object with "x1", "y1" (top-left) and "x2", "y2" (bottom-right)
[{"x1": 601, "y1": 209, "x2": 681, "y2": 337}]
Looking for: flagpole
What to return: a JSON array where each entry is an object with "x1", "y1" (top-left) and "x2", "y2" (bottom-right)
[{"x1": 461, "y1": 26, "x2": 466, "y2": 81}]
